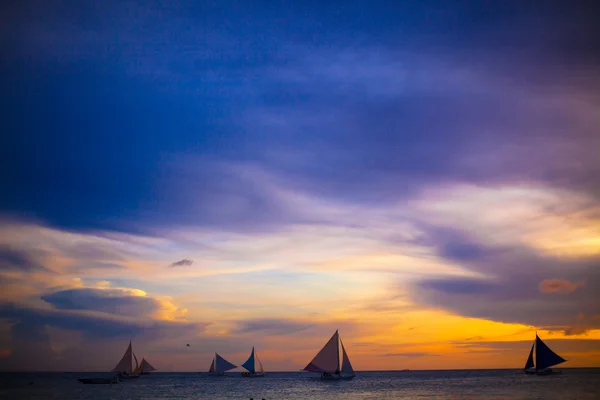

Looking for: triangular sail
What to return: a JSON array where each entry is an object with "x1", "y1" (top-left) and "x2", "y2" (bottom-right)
[
  {"x1": 340, "y1": 338, "x2": 355, "y2": 376},
  {"x1": 303, "y1": 330, "x2": 340, "y2": 373},
  {"x1": 141, "y1": 359, "x2": 156, "y2": 373},
  {"x1": 242, "y1": 347, "x2": 256, "y2": 373},
  {"x1": 111, "y1": 341, "x2": 133, "y2": 374},
  {"x1": 257, "y1": 351, "x2": 264, "y2": 373},
  {"x1": 215, "y1": 353, "x2": 237, "y2": 372},
  {"x1": 133, "y1": 352, "x2": 139, "y2": 370},
  {"x1": 535, "y1": 335, "x2": 566, "y2": 370},
  {"x1": 524, "y1": 341, "x2": 535, "y2": 370},
  {"x1": 208, "y1": 358, "x2": 215, "y2": 372}
]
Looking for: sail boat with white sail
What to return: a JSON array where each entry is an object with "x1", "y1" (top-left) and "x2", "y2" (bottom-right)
[
  {"x1": 241, "y1": 347, "x2": 265, "y2": 377},
  {"x1": 208, "y1": 353, "x2": 237, "y2": 376},
  {"x1": 111, "y1": 340, "x2": 140, "y2": 379},
  {"x1": 303, "y1": 330, "x2": 355, "y2": 380},
  {"x1": 524, "y1": 333, "x2": 566, "y2": 375}
]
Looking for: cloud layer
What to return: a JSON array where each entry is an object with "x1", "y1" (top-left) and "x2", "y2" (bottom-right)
[{"x1": 1, "y1": 0, "x2": 599, "y2": 370}]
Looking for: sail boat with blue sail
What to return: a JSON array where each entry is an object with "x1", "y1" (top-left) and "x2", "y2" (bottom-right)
[
  {"x1": 524, "y1": 333, "x2": 566, "y2": 375},
  {"x1": 208, "y1": 353, "x2": 237, "y2": 376},
  {"x1": 303, "y1": 330, "x2": 355, "y2": 380},
  {"x1": 241, "y1": 347, "x2": 265, "y2": 377}
]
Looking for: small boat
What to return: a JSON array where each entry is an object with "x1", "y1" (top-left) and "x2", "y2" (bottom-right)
[
  {"x1": 112, "y1": 340, "x2": 141, "y2": 379},
  {"x1": 208, "y1": 353, "x2": 237, "y2": 376},
  {"x1": 524, "y1": 333, "x2": 566, "y2": 375},
  {"x1": 303, "y1": 329, "x2": 355, "y2": 380},
  {"x1": 78, "y1": 376, "x2": 119, "y2": 384},
  {"x1": 134, "y1": 358, "x2": 157, "y2": 375},
  {"x1": 241, "y1": 347, "x2": 265, "y2": 377}
]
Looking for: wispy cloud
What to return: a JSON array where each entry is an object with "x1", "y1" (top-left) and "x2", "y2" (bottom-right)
[{"x1": 169, "y1": 259, "x2": 194, "y2": 267}]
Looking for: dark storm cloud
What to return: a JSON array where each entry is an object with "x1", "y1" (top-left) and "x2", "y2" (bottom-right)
[
  {"x1": 1, "y1": 0, "x2": 598, "y2": 234},
  {"x1": 41, "y1": 288, "x2": 160, "y2": 318},
  {"x1": 0, "y1": 320, "x2": 59, "y2": 371}
]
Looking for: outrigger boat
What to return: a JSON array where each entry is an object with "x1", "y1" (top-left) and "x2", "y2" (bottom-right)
[
  {"x1": 241, "y1": 347, "x2": 265, "y2": 377},
  {"x1": 303, "y1": 330, "x2": 355, "y2": 380},
  {"x1": 134, "y1": 358, "x2": 157, "y2": 375},
  {"x1": 112, "y1": 340, "x2": 141, "y2": 379},
  {"x1": 524, "y1": 333, "x2": 566, "y2": 375},
  {"x1": 208, "y1": 353, "x2": 237, "y2": 376}
]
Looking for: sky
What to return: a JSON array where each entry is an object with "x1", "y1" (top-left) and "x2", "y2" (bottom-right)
[{"x1": 0, "y1": 0, "x2": 599, "y2": 371}]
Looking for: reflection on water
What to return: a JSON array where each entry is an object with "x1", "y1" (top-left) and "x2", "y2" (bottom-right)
[{"x1": 1, "y1": 369, "x2": 599, "y2": 400}]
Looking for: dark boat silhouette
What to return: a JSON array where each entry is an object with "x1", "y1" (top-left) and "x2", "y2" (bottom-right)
[{"x1": 524, "y1": 333, "x2": 566, "y2": 375}]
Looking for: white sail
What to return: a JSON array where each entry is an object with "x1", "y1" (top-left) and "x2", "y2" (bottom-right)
[
  {"x1": 303, "y1": 330, "x2": 340, "y2": 373},
  {"x1": 111, "y1": 341, "x2": 133, "y2": 374},
  {"x1": 340, "y1": 338, "x2": 355, "y2": 376}
]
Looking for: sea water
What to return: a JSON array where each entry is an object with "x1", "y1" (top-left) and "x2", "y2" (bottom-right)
[{"x1": 1, "y1": 369, "x2": 598, "y2": 400}]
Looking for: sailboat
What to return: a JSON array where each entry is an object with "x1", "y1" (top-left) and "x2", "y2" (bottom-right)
[
  {"x1": 241, "y1": 347, "x2": 265, "y2": 377},
  {"x1": 524, "y1": 333, "x2": 566, "y2": 375},
  {"x1": 111, "y1": 340, "x2": 141, "y2": 379},
  {"x1": 208, "y1": 353, "x2": 237, "y2": 376},
  {"x1": 134, "y1": 358, "x2": 157, "y2": 375},
  {"x1": 303, "y1": 330, "x2": 355, "y2": 380}
]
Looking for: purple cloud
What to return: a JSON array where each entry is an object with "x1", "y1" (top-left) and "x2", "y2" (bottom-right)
[
  {"x1": 0, "y1": 245, "x2": 49, "y2": 272},
  {"x1": 169, "y1": 259, "x2": 194, "y2": 267},
  {"x1": 41, "y1": 288, "x2": 160, "y2": 318},
  {"x1": 411, "y1": 230, "x2": 600, "y2": 334},
  {"x1": 0, "y1": 301, "x2": 206, "y2": 340}
]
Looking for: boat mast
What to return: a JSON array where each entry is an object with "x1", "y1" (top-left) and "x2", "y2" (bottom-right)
[{"x1": 336, "y1": 329, "x2": 340, "y2": 374}]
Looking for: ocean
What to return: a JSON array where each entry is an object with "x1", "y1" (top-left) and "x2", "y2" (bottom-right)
[{"x1": 1, "y1": 369, "x2": 598, "y2": 400}]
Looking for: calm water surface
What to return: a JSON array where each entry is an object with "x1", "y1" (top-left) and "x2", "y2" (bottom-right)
[{"x1": 1, "y1": 369, "x2": 598, "y2": 400}]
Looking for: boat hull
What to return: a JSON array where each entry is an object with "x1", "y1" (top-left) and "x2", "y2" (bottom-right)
[
  {"x1": 241, "y1": 372, "x2": 265, "y2": 377},
  {"x1": 118, "y1": 374, "x2": 140, "y2": 380},
  {"x1": 536, "y1": 369, "x2": 561, "y2": 376},
  {"x1": 208, "y1": 372, "x2": 226, "y2": 376},
  {"x1": 320, "y1": 373, "x2": 355, "y2": 380}
]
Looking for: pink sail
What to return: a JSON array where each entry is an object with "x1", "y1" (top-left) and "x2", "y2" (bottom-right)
[
  {"x1": 340, "y1": 338, "x2": 355, "y2": 376},
  {"x1": 303, "y1": 330, "x2": 340, "y2": 373},
  {"x1": 111, "y1": 341, "x2": 133, "y2": 374}
]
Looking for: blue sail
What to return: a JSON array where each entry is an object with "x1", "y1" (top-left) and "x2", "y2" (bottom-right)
[
  {"x1": 242, "y1": 347, "x2": 256, "y2": 373},
  {"x1": 535, "y1": 335, "x2": 566, "y2": 370},
  {"x1": 215, "y1": 353, "x2": 237, "y2": 373},
  {"x1": 524, "y1": 342, "x2": 534, "y2": 370}
]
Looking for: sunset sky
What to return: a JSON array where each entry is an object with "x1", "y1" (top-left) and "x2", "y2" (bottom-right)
[{"x1": 1, "y1": 0, "x2": 599, "y2": 372}]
